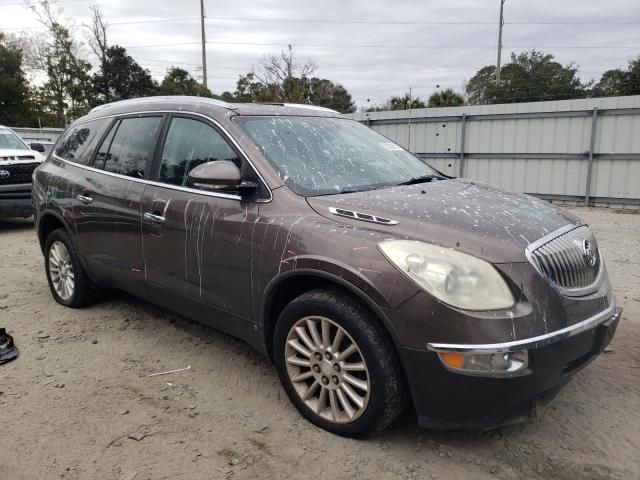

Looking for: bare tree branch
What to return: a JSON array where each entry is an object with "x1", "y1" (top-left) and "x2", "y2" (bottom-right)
[
  {"x1": 84, "y1": 5, "x2": 108, "y2": 65},
  {"x1": 258, "y1": 45, "x2": 317, "y2": 101}
]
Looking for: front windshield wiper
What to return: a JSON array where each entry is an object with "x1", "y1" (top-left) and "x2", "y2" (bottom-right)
[
  {"x1": 397, "y1": 174, "x2": 446, "y2": 186},
  {"x1": 337, "y1": 187, "x2": 377, "y2": 195}
]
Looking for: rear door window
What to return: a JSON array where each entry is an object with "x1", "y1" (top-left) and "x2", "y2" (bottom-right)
[
  {"x1": 54, "y1": 119, "x2": 110, "y2": 165},
  {"x1": 157, "y1": 117, "x2": 241, "y2": 186},
  {"x1": 93, "y1": 116, "x2": 163, "y2": 179}
]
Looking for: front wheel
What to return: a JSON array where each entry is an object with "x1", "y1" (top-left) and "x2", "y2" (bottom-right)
[{"x1": 274, "y1": 290, "x2": 406, "y2": 437}]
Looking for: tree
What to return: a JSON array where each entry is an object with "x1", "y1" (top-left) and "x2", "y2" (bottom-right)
[
  {"x1": 363, "y1": 93, "x2": 426, "y2": 112},
  {"x1": 0, "y1": 32, "x2": 34, "y2": 126},
  {"x1": 389, "y1": 93, "x2": 426, "y2": 110},
  {"x1": 157, "y1": 67, "x2": 212, "y2": 97},
  {"x1": 593, "y1": 56, "x2": 640, "y2": 97},
  {"x1": 306, "y1": 77, "x2": 355, "y2": 113},
  {"x1": 255, "y1": 44, "x2": 316, "y2": 102},
  {"x1": 427, "y1": 88, "x2": 465, "y2": 107},
  {"x1": 33, "y1": 1, "x2": 92, "y2": 125},
  {"x1": 84, "y1": 5, "x2": 108, "y2": 66},
  {"x1": 92, "y1": 46, "x2": 156, "y2": 104},
  {"x1": 219, "y1": 47, "x2": 356, "y2": 113},
  {"x1": 220, "y1": 72, "x2": 278, "y2": 103},
  {"x1": 465, "y1": 50, "x2": 589, "y2": 105}
]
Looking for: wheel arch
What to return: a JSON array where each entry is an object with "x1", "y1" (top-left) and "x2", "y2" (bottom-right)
[
  {"x1": 260, "y1": 269, "x2": 402, "y2": 362},
  {"x1": 36, "y1": 210, "x2": 73, "y2": 253}
]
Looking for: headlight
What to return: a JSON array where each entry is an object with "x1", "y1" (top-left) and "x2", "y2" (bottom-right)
[{"x1": 378, "y1": 240, "x2": 515, "y2": 310}]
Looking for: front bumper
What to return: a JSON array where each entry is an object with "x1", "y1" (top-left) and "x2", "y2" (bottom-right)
[
  {"x1": 399, "y1": 306, "x2": 622, "y2": 430},
  {"x1": 0, "y1": 183, "x2": 32, "y2": 218}
]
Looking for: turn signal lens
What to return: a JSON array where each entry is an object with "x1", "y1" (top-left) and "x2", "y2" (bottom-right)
[
  {"x1": 440, "y1": 352, "x2": 464, "y2": 369},
  {"x1": 437, "y1": 350, "x2": 529, "y2": 377}
]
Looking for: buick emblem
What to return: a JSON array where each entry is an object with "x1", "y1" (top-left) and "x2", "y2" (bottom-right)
[
  {"x1": 0, "y1": 169, "x2": 10, "y2": 179},
  {"x1": 582, "y1": 239, "x2": 597, "y2": 267}
]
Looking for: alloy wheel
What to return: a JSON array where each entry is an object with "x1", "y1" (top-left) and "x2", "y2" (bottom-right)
[
  {"x1": 285, "y1": 316, "x2": 370, "y2": 424},
  {"x1": 48, "y1": 240, "x2": 75, "y2": 301}
]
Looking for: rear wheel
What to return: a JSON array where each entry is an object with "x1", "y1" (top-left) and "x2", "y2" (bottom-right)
[
  {"x1": 274, "y1": 289, "x2": 406, "y2": 437},
  {"x1": 44, "y1": 229, "x2": 94, "y2": 308}
]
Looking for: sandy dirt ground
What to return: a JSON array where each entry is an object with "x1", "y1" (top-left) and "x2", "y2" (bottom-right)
[{"x1": 1, "y1": 206, "x2": 639, "y2": 480}]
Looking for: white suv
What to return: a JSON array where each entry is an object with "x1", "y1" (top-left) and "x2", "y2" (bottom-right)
[{"x1": 0, "y1": 125, "x2": 45, "y2": 217}]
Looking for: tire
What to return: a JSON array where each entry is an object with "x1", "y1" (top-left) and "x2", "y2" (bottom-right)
[
  {"x1": 44, "y1": 228, "x2": 94, "y2": 308},
  {"x1": 274, "y1": 289, "x2": 406, "y2": 437}
]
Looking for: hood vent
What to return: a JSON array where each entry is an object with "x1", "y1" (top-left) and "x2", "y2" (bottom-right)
[{"x1": 328, "y1": 207, "x2": 398, "y2": 225}]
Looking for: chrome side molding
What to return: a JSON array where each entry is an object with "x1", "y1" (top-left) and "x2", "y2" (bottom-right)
[{"x1": 427, "y1": 301, "x2": 620, "y2": 354}]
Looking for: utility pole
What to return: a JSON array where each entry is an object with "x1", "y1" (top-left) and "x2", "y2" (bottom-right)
[
  {"x1": 496, "y1": 0, "x2": 505, "y2": 84},
  {"x1": 407, "y1": 86, "x2": 412, "y2": 151},
  {"x1": 200, "y1": 0, "x2": 208, "y2": 89}
]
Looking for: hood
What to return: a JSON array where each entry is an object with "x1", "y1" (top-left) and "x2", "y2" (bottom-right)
[
  {"x1": 306, "y1": 178, "x2": 582, "y2": 263},
  {"x1": 0, "y1": 148, "x2": 42, "y2": 164}
]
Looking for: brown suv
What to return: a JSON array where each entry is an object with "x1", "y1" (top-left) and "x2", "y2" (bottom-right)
[{"x1": 32, "y1": 96, "x2": 621, "y2": 437}]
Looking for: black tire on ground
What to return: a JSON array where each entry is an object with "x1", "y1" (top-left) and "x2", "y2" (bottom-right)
[
  {"x1": 273, "y1": 289, "x2": 406, "y2": 437},
  {"x1": 44, "y1": 228, "x2": 95, "y2": 308}
]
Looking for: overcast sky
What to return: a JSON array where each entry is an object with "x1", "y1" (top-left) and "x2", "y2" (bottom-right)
[{"x1": 1, "y1": 0, "x2": 639, "y2": 107}]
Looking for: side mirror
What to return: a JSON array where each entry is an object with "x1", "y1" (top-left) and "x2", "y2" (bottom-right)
[
  {"x1": 30, "y1": 142, "x2": 45, "y2": 153},
  {"x1": 187, "y1": 160, "x2": 256, "y2": 194}
]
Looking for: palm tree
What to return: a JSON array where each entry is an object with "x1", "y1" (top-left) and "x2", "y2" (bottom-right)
[
  {"x1": 427, "y1": 89, "x2": 466, "y2": 107},
  {"x1": 388, "y1": 93, "x2": 426, "y2": 110}
]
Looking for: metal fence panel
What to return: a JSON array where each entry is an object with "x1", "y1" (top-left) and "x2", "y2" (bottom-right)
[
  {"x1": 11, "y1": 127, "x2": 64, "y2": 143},
  {"x1": 349, "y1": 95, "x2": 640, "y2": 208}
]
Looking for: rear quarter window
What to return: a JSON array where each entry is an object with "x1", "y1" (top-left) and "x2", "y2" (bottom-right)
[{"x1": 54, "y1": 118, "x2": 111, "y2": 165}]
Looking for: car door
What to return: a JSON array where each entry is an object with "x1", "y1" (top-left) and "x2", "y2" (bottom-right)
[
  {"x1": 72, "y1": 114, "x2": 164, "y2": 298},
  {"x1": 140, "y1": 114, "x2": 260, "y2": 338}
]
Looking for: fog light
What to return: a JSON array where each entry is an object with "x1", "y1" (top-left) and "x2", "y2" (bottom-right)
[{"x1": 438, "y1": 350, "x2": 528, "y2": 376}]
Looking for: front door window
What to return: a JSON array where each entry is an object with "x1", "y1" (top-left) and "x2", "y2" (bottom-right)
[{"x1": 159, "y1": 117, "x2": 241, "y2": 186}]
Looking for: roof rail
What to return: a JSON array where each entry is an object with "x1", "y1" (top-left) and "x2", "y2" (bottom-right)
[
  {"x1": 90, "y1": 96, "x2": 236, "y2": 114},
  {"x1": 256, "y1": 102, "x2": 340, "y2": 114},
  {"x1": 282, "y1": 103, "x2": 340, "y2": 114}
]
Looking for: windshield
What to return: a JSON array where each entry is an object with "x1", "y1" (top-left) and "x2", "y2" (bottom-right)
[
  {"x1": 235, "y1": 116, "x2": 439, "y2": 196},
  {"x1": 0, "y1": 128, "x2": 29, "y2": 150}
]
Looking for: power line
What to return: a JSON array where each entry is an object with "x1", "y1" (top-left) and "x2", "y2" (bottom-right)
[
  {"x1": 204, "y1": 41, "x2": 637, "y2": 50},
  {"x1": 126, "y1": 42, "x2": 201, "y2": 49},
  {"x1": 121, "y1": 39, "x2": 639, "y2": 50},
  {"x1": 136, "y1": 58, "x2": 245, "y2": 70},
  {"x1": 3, "y1": 15, "x2": 639, "y2": 28},
  {"x1": 203, "y1": 15, "x2": 640, "y2": 26},
  {"x1": 0, "y1": 0, "x2": 87, "y2": 6},
  {"x1": 110, "y1": 17, "x2": 199, "y2": 26}
]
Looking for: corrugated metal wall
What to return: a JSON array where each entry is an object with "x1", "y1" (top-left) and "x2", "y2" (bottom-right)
[
  {"x1": 11, "y1": 127, "x2": 64, "y2": 143},
  {"x1": 348, "y1": 96, "x2": 640, "y2": 208}
]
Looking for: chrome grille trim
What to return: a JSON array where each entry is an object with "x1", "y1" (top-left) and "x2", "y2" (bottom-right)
[{"x1": 525, "y1": 224, "x2": 602, "y2": 296}]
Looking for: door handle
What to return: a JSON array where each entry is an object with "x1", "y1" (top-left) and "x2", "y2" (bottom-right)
[
  {"x1": 76, "y1": 194, "x2": 93, "y2": 203},
  {"x1": 143, "y1": 212, "x2": 166, "y2": 223}
]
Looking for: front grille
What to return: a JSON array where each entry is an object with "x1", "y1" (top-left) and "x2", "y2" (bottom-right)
[
  {"x1": 0, "y1": 162, "x2": 39, "y2": 185},
  {"x1": 0, "y1": 155, "x2": 36, "y2": 161},
  {"x1": 527, "y1": 225, "x2": 601, "y2": 290}
]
